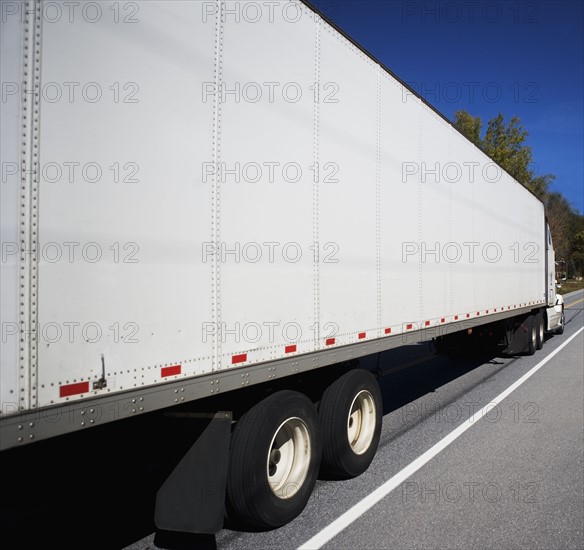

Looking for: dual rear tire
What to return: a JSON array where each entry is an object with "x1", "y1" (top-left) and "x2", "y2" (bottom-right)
[
  {"x1": 535, "y1": 312, "x2": 544, "y2": 350},
  {"x1": 556, "y1": 307, "x2": 565, "y2": 335},
  {"x1": 318, "y1": 369, "x2": 382, "y2": 479},
  {"x1": 225, "y1": 369, "x2": 382, "y2": 528},
  {"x1": 226, "y1": 390, "x2": 320, "y2": 529},
  {"x1": 526, "y1": 312, "x2": 545, "y2": 355}
]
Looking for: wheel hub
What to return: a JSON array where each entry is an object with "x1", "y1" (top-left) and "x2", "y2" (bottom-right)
[
  {"x1": 347, "y1": 390, "x2": 376, "y2": 455},
  {"x1": 266, "y1": 417, "x2": 311, "y2": 499}
]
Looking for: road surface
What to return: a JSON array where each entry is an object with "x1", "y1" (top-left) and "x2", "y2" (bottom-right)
[{"x1": 1, "y1": 292, "x2": 582, "y2": 550}]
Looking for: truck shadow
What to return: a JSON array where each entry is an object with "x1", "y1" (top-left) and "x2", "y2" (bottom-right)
[
  {"x1": 370, "y1": 342, "x2": 502, "y2": 416},
  {"x1": 0, "y1": 343, "x2": 503, "y2": 549},
  {"x1": 0, "y1": 411, "x2": 218, "y2": 550}
]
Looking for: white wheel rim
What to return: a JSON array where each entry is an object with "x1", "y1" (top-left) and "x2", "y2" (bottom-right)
[
  {"x1": 267, "y1": 417, "x2": 311, "y2": 500},
  {"x1": 538, "y1": 320, "x2": 544, "y2": 343},
  {"x1": 347, "y1": 390, "x2": 376, "y2": 455}
]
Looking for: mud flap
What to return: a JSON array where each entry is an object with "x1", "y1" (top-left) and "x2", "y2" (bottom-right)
[
  {"x1": 502, "y1": 315, "x2": 531, "y2": 355},
  {"x1": 154, "y1": 412, "x2": 232, "y2": 534}
]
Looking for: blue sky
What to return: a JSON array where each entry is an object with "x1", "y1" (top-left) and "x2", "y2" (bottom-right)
[{"x1": 310, "y1": 0, "x2": 584, "y2": 213}]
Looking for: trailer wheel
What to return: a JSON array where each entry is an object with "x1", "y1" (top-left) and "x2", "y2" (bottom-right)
[
  {"x1": 535, "y1": 312, "x2": 544, "y2": 350},
  {"x1": 526, "y1": 315, "x2": 537, "y2": 355},
  {"x1": 226, "y1": 390, "x2": 320, "y2": 529},
  {"x1": 556, "y1": 307, "x2": 565, "y2": 335},
  {"x1": 318, "y1": 369, "x2": 382, "y2": 479}
]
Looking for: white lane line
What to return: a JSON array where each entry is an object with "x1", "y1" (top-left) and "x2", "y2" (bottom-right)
[{"x1": 298, "y1": 326, "x2": 584, "y2": 550}]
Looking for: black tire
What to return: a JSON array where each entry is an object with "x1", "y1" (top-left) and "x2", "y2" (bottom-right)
[
  {"x1": 557, "y1": 307, "x2": 565, "y2": 335},
  {"x1": 535, "y1": 312, "x2": 544, "y2": 350},
  {"x1": 318, "y1": 369, "x2": 382, "y2": 479},
  {"x1": 226, "y1": 390, "x2": 321, "y2": 529},
  {"x1": 526, "y1": 315, "x2": 537, "y2": 355}
]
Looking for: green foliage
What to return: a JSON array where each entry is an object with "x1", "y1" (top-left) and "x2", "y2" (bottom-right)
[
  {"x1": 453, "y1": 110, "x2": 482, "y2": 147},
  {"x1": 572, "y1": 226, "x2": 584, "y2": 277},
  {"x1": 530, "y1": 174, "x2": 556, "y2": 201},
  {"x1": 546, "y1": 192, "x2": 573, "y2": 259},
  {"x1": 573, "y1": 253, "x2": 584, "y2": 278},
  {"x1": 453, "y1": 110, "x2": 554, "y2": 199},
  {"x1": 573, "y1": 230, "x2": 584, "y2": 253},
  {"x1": 483, "y1": 114, "x2": 532, "y2": 186}
]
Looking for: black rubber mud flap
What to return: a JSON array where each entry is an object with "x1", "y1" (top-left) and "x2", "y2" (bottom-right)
[{"x1": 154, "y1": 412, "x2": 232, "y2": 534}]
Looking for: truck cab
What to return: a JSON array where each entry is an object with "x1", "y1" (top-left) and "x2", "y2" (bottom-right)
[{"x1": 546, "y1": 222, "x2": 565, "y2": 333}]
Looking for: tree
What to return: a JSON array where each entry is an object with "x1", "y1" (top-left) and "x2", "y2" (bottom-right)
[
  {"x1": 483, "y1": 114, "x2": 532, "y2": 186},
  {"x1": 546, "y1": 192, "x2": 573, "y2": 260},
  {"x1": 453, "y1": 110, "x2": 554, "y2": 200},
  {"x1": 530, "y1": 174, "x2": 556, "y2": 201},
  {"x1": 571, "y1": 225, "x2": 584, "y2": 277},
  {"x1": 573, "y1": 229, "x2": 584, "y2": 253},
  {"x1": 453, "y1": 110, "x2": 482, "y2": 147}
]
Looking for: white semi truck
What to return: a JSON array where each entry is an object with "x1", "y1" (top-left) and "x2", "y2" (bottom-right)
[{"x1": 0, "y1": 0, "x2": 565, "y2": 534}]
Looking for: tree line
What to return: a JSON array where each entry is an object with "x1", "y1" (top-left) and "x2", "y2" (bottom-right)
[{"x1": 454, "y1": 110, "x2": 584, "y2": 279}]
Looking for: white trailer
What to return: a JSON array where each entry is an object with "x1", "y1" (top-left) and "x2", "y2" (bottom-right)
[{"x1": 0, "y1": 0, "x2": 565, "y2": 534}]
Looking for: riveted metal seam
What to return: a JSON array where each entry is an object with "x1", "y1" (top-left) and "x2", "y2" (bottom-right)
[
  {"x1": 313, "y1": 14, "x2": 321, "y2": 348},
  {"x1": 30, "y1": 0, "x2": 42, "y2": 409},
  {"x1": 376, "y1": 66, "x2": 382, "y2": 336},
  {"x1": 417, "y1": 97, "x2": 423, "y2": 321},
  {"x1": 211, "y1": 0, "x2": 224, "y2": 372},
  {"x1": 471, "y1": 134, "x2": 477, "y2": 313},
  {"x1": 19, "y1": 0, "x2": 40, "y2": 413},
  {"x1": 448, "y1": 125, "x2": 453, "y2": 316}
]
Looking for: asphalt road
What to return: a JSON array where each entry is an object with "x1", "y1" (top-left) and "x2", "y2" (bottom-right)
[
  {"x1": 2, "y1": 291, "x2": 582, "y2": 550},
  {"x1": 122, "y1": 289, "x2": 583, "y2": 550},
  {"x1": 210, "y1": 290, "x2": 583, "y2": 550}
]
